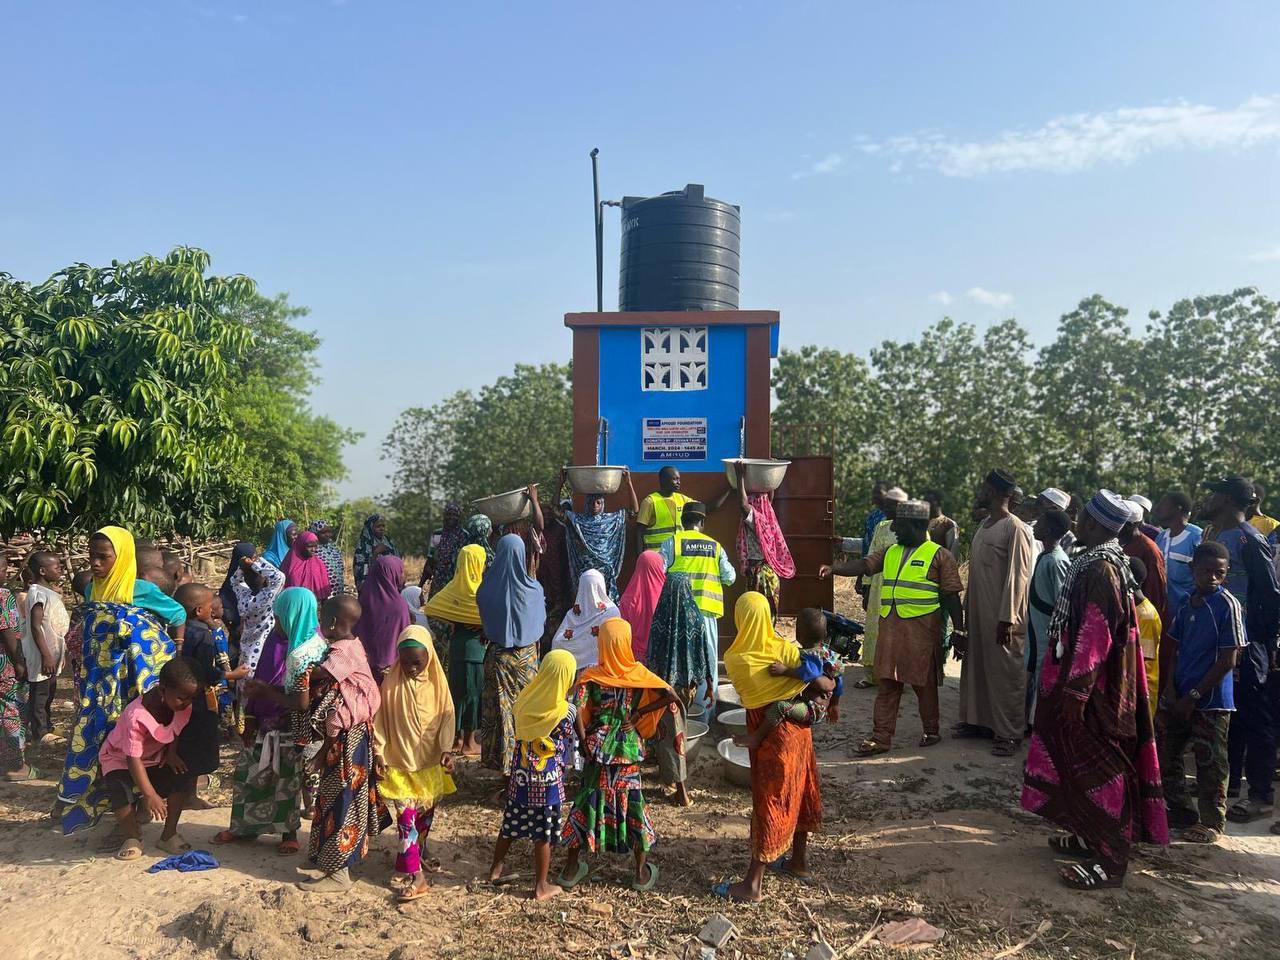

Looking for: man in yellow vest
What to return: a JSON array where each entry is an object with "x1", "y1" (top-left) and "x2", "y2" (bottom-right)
[
  {"x1": 658, "y1": 500, "x2": 737, "y2": 705},
  {"x1": 820, "y1": 499, "x2": 964, "y2": 756},
  {"x1": 636, "y1": 466, "x2": 732, "y2": 555}
]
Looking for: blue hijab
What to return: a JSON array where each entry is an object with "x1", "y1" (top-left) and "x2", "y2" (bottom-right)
[
  {"x1": 263, "y1": 519, "x2": 295, "y2": 569},
  {"x1": 476, "y1": 534, "x2": 546, "y2": 650}
]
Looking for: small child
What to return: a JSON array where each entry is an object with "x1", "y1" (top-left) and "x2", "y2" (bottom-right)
[
  {"x1": 373, "y1": 625, "x2": 457, "y2": 903},
  {"x1": 22, "y1": 552, "x2": 69, "y2": 745},
  {"x1": 175, "y1": 584, "x2": 249, "y2": 805},
  {"x1": 490, "y1": 649, "x2": 579, "y2": 901},
  {"x1": 734, "y1": 608, "x2": 844, "y2": 750},
  {"x1": 1129, "y1": 556, "x2": 1162, "y2": 721},
  {"x1": 64, "y1": 569, "x2": 94, "y2": 690},
  {"x1": 133, "y1": 548, "x2": 188, "y2": 641},
  {"x1": 1156, "y1": 541, "x2": 1243, "y2": 844},
  {"x1": 208, "y1": 595, "x2": 239, "y2": 733},
  {"x1": 96, "y1": 656, "x2": 201, "y2": 860}
]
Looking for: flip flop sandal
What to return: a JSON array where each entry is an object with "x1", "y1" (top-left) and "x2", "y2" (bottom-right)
[
  {"x1": 557, "y1": 860, "x2": 590, "y2": 889},
  {"x1": 488, "y1": 873, "x2": 522, "y2": 887},
  {"x1": 919, "y1": 734, "x2": 941, "y2": 748},
  {"x1": 1049, "y1": 834, "x2": 1095, "y2": 859},
  {"x1": 855, "y1": 740, "x2": 890, "y2": 757},
  {"x1": 212, "y1": 830, "x2": 252, "y2": 845},
  {"x1": 1059, "y1": 861, "x2": 1123, "y2": 890},
  {"x1": 397, "y1": 879, "x2": 433, "y2": 902},
  {"x1": 631, "y1": 861, "x2": 660, "y2": 892},
  {"x1": 278, "y1": 838, "x2": 301, "y2": 855},
  {"x1": 115, "y1": 838, "x2": 144, "y2": 861},
  {"x1": 991, "y1": 738, "x2": 1020, "y2": 757},
  {"x1": 1226, "y1": 799, "x2": 1274, "y2": 824},
  {"x1": 1181, "y1": 824, "x2": 1222, "y2": 844},
  {"x1": 711, "y1": 880, "x2": 761, "y2": 904},
  {"x1": 157, "y1": 834, "x2": 192, "y2": 855},
  {"x1": 853, "y1": 678, "x2": 876, "y2": 689}
]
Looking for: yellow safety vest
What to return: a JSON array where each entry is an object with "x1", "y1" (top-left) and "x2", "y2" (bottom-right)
[
  {"x1": 642, "y1": 492, "x2": 691, "y2": 549},
  {"x1": 669, "y1": 530, "x2": 725, "y2": 617},
  {"x1": 879, "y1": 540, "x2": 943, "y2": 619}
]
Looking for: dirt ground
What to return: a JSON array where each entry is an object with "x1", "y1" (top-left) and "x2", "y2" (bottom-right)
[{"x1": 2, "y1": 576, "x2": 1278, "y2": 959}]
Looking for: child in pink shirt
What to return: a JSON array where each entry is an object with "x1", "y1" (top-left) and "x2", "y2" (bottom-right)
[{"x1": 96, "y1": 656, "x2": 201, "y2": 860}]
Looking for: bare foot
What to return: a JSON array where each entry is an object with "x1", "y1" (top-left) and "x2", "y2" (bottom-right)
[
  {"x1": 724, "y1": 880, "x2": 763, "y2": 902},
  {"x1": 673, "y1": 783, "x2": 694, "y2": 808},
  {"x1": 533, "y1": 881, "x2": 563, "y2": 901}
]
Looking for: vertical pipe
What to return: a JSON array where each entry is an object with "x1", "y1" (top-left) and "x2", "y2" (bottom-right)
[{"x1": 590, "y1": 148, "x2": 603, "y2": 312}]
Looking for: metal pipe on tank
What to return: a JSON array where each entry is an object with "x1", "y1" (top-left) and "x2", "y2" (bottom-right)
[{"x1": 591, "y1": 148, "x2": 603, "y2": 312}]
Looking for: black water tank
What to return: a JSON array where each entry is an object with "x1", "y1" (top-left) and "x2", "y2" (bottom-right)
[{"x1": 618, "y1": 184, "x2": 740, "y2": 311}]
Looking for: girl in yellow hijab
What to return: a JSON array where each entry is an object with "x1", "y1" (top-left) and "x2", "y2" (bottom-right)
[
  {"x1": 374, "y1": 625, "x2": 456, "y2": 903},
  {"x1": 559, "y1": 618, "x2": 674, "y2": 894},
  {"x1": 724, "y1": 591, "x2": 808, "y2": 709},
  {"x1": 424, "y1": 543, "x2": 486, "y2": 755},
  {"x1": 88, "y1": 526, "x2": 137, "y2": 605},
  {"x1": 489, "y1": 649, "x2": 578, "y2": 901}
]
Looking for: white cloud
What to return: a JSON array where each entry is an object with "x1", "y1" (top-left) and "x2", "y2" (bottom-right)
[
  {"x1": 966, "y1": 287, "x2": 1015, "y2": 308},
  {"x1": 859, "y1": 95, "x2": 1280, "y2": 177},
  {"x1": 929, "y1": 290, "x2": 954, "y2": 306},
  {"x1": 791, "y1": 152, "x2": 845, "y2": 180},
  {"x1": 1249, "y1": 245, "x2": 1280, "y2": 263}
]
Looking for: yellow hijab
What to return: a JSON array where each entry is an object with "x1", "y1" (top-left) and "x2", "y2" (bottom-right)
[
  {"x1": 424, "y1": 543, "x2": 485, "y2": 626},
  {"x1": 90, "y1": 526, "x2": 137, "y2": 604},
  {"x1": 513, "y1": 649, "x2": 577, "y2": 741},
  {"x1": 373, "y1": 625, "x2": 455, "y2": 772},
  {"x1": 724, "y1": 591, "x2": 807, "y2": 709},
  {"x1": 578, "y1": 618, "x2": 670, "y2": 739}
]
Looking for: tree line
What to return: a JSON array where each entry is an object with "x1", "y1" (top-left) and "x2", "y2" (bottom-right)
[
  {"x1": 381, "y1": 287, "x2": 1278, "y2": 552},
  {"x1": 0, "y1": 247, "x2": 356, "y2": 541}
]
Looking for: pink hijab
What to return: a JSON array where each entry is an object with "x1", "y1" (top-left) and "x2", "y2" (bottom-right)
[
  {"x1": 738, "y1": 494, "x2": 796, "y2": 579},
  {"x1": 618, "y1": 550, "x2": 666, "y2": 661},
  {"x1": 319, "y1": 637, "x2": 381, "y2": 737},
  {"x1": 283, "y1": 531, "x2": 332, "y2": 601}
]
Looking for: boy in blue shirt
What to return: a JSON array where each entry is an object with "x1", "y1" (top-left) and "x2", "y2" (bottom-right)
[{"x1": 1156, "y1": 541, "x2": 1245, "y2": 843}]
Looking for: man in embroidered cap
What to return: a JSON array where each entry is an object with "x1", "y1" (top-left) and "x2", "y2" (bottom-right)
[
  {"x1": 954, "y1": 469, "x2": 1034, "y2": 756},
  {"x1": 855, "y1": 486, "x2": 909, "y2": 688},
  {"x1": 1021, "y1": 489, "x2": 1168, "y2": 889},
  {"x1": 821, "y1": 500, "x2": 964, "y2": 755}
]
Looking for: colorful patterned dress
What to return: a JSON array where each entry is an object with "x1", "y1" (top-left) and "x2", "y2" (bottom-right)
[
  {"x1": 481, "y1": 643, "x2": 540, "y2": 776},
  {"x1": 562, "y1": 684, "x2": 656, "y2": 854},
  {"x1": 59, "y1": 602, "x2": 175, "y2": 834},
  {"x1": 500, "y1": 704, "x2": 577, "y2": 844},
  {"x1": 0, "y1": 589, "x2": 27, "y2": 773}
]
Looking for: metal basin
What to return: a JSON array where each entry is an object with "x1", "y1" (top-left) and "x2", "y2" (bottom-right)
[
  {"x1": 718, "y1": 707, "x2": 748, "y2": 738},
  {"x1": 685, "y1": 719, "x2": 710, "y2": 762},
  {"x1": 471, "y1": 488, "x2": 532, "y2": 525},
  {"x1": 717, "y1": 737, "x2": 752, "y2": 788},
  {"x1": 715, "y1": 682, "x2": 742, "y2": 714},
  {"x1": 687, "y1": 699, "x2": 708, "y2": 724},
  {"x1": 723, "y1": 458, "x2": 791, "y2": 494},
  {"x1": 565, "y1": 465, "x2": 624, "y2": 496}
]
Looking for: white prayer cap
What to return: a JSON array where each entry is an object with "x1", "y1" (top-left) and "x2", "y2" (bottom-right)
[
  {"x1": 1038, "y1": 488, "x2": 1070, "y2": 510},
  {"x1": 1126, "y1": 494, "x2": 1153, "y2": 515},
  {"x1": 1123, "y1": 499, "x2": 1145, "y2": 523},
  {"x1": 883, "y1": 486, "x2": 908, "y2": 504}
]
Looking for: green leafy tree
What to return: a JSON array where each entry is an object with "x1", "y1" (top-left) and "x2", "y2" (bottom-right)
[
  {"x1": 0, "y1": 248, "x2": 269, "y2": 538},
  {"x1": 222, "y1": 292, "x2": 360, "y2": 519}
]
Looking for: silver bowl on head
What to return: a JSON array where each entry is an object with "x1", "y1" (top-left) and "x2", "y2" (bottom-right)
[
  {"x1": 471, "y1": 488, "x2": 532, "y2": 525},
  {"x1": 564, "y1": 465, "x2": 624, "y2": 496},
  {"x1": 723, "y1": 458, "x2": 791, "y2": 494},
  {"x1": 717, "y1": 737, "x2": 752, "y2": 788}
]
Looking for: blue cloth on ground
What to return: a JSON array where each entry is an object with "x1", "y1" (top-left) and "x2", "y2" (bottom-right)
[{"x1": 146, "y1": 850, "x2": 220, "y2": 873}]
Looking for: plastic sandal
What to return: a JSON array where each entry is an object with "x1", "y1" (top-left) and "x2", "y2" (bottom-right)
[
  {"x1": 631, "y1": 861, "x2": 659, "y2": 892},
  {"x1": 855, "y1": 740, "x2": 890, "y2": 757},
  {"x1": 1226, "y1": 799, "x2": 1274, "y2": 824},
  {"x1": 919, "y1": 734, "x2": 941, "y2": 748},
  {"x1": 211, "y1": 830, "x2": 251, "y2": 845},
  {"x1": 711, "y1": 880, "x2": 761, "y2": 904},
  {"x1": 157, "y1": 834, "x2": 192, "y2": 855},
  {"x1": 397, "y1": 879, "x2": 432, "y2": 902},
  {"x1": 991, "y1": 738, "x2": 1020, "y2": 757},
  {"x1": 1048, "y1": 835, "x2": 1095, "y2": 858},
  {"x1": 1181, "y1": 824, "x2": 1221, "y2": 844},
  {"x1": 557, "y1": 860, "x2": 589, "y2": 889},
  {"x1": 115, "y1": 838, "x2": 144, "y2": 861},
  {"x1": 278, "y1": 838, "x2": 301, "y2": 855},
  {"x1": 1059, "y1": 861, "x2": 1122, "y2": 890}
]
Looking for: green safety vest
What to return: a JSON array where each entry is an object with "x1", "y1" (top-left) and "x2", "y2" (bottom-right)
[
  {"x1": 879, "y1": 540, "x2": 943, "y2": 619},
  {"x1": 642, "y1": 492, "x2": 690, "y2": 549},
  {"x1": 669, "y1": 530, "x2": 725, "y2": 617}
]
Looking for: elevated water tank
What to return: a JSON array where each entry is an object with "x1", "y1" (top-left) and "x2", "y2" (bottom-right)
[{"x1": 618, "y1": 184, "x2": 740, "y2": 311}]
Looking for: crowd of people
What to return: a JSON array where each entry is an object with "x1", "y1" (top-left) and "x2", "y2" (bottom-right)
[{"x1": 0, "y1": 459, "x2": 1275, "y2": 902}]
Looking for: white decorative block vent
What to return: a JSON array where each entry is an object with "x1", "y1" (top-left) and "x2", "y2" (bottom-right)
[{"x1": 641, "y1": 327, "x2": 708, "y2": 391}]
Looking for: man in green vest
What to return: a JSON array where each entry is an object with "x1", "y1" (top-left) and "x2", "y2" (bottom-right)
[
  {"x1": 636, "y1": 465, "x2": 732, "y2": 555},
  {"x1": 820, "y1": 499, "x2": 964, "y2": 756},
  {"x1": 658, "y1": 500, "x2": 737, "y2": 705}
]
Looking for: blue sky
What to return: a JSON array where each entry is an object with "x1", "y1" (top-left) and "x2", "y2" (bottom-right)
[{"x1": 5, "y1": 2, "x2": 1279, "y2": 498}]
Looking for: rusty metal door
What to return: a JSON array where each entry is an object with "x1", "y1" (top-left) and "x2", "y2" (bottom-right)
[{"x1": 773, "y1": 424, "x2": 835, "y2": 616}]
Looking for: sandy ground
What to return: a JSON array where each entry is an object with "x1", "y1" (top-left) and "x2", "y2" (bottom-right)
[{"x1": 2, "y1": 577, "x2": 1278, "y2": 959}]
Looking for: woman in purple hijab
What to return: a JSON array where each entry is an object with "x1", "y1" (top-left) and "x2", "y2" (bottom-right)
[{"x1": 354, "y1": 554, "x2": 411, "y2": 683}]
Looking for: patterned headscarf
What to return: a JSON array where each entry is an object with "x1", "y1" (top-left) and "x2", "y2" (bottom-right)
[
  {"x1": 464, "y1": 514, "x2": 495, "y2": 565},
  {"x1": 354, "y1": 513, "x2": 399, "y2": 589}
]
